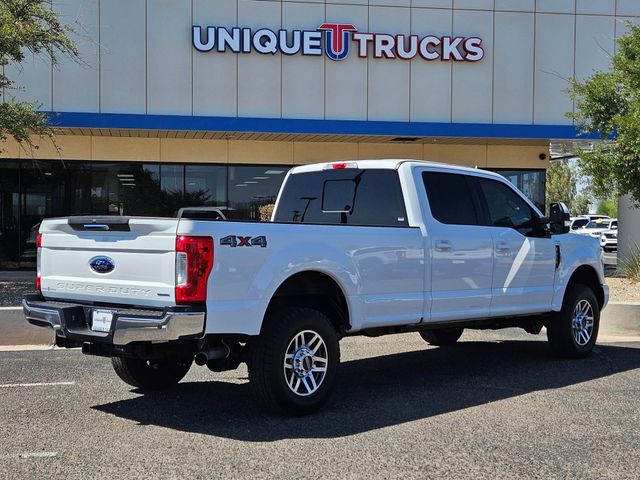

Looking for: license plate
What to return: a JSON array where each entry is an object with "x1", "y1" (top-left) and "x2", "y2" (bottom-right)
[{"x1": 91, "y1": 310, "x2": 114, "y2": 333}]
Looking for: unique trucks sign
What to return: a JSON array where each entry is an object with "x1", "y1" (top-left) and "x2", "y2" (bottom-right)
[{"x1": 192, "y1": 23, "x2": 484, "y2": 62}]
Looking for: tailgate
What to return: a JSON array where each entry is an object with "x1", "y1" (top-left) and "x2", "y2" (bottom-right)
[{"x1": 39, "y1": 216, "x2": 179, "y2": 308}]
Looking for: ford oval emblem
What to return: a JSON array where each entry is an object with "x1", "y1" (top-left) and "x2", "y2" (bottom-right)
[{"x1": 89, "y1": 256, "x2": 115, "y2": 274}]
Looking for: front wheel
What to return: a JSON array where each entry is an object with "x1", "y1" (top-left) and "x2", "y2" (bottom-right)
[
  {"x1": 248, "y1": 307, "x2": 340, "y2": 416},
  {"x1": 547, "y1": 283, "x2": 600, "y2": 358},
  {"x1": 111, "y1": 356, "x2": 192, "y2": 390},
  {"x1": 419, "y1": 327, "x2": 464, "y2": 346}
]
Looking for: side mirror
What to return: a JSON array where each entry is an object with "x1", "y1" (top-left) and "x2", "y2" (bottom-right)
[{"x1": 549, "y1": 202, "x2": 571, "y2": 234}]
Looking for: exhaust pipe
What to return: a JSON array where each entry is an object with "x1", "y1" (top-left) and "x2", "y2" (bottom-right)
[{"x1": 194, "y1": 344, "x2": 230, "y2": 366}]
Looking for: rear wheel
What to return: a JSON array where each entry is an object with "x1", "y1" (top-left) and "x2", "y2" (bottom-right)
[
  {"x1": 248, "y1": 307, "x2": 340, "y2": 416},
  {"x1": 111, "y1": 356, "x2": 192, "y2": 390},
  {"x1": 547, "y1": 283, "x2": 600, "y2": 358},
  {"x1": 419, "y1": 327, "x2": 464, "y2": 346}
]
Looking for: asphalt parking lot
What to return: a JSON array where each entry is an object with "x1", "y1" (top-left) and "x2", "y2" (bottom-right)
[
  {"x1": 1, "y1": 329, "x2": 638, "y2": 479},
  {"x1": 603, "y1": 250, "x2": 617, "y2": 275}
]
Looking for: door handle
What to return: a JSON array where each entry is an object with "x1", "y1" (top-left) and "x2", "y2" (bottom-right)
[
  {"x1": 434, "y1": 240, "x2": 452, "y2": 252},
  {"x1": 495, "y1": 242, "x2": 511, "y2": 255}
]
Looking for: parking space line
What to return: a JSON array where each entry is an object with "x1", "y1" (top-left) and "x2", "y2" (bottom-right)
[
  {"x1": 0, "y1": 381, "x2": 75, "y2": 389},
  {"x1": 0, "y1": 452, "x2": 58, "y2": 459},
  {"x1": 0, "y1": 345, "x2": 55, "y2": 352},
  {"x1": 0, "y1": 306, "x2": 22, "y2": 310}
]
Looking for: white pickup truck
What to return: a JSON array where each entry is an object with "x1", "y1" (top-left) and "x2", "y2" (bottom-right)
[{"x1": 24, "y1": 160, "x2": 608, "y2": 415}]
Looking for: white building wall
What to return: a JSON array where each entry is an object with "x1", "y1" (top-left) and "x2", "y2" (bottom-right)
[
  {"x1": 99, "y1": 0, "x2": 146, "y2": 114},
  {"x1": 5, "y1": 0, "x2": 638, "y2": 126},
  {"x1": 618, "y1": 195, "x2": 640, "y2": 262}
]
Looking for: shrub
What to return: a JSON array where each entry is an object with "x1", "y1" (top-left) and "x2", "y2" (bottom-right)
[
  {"x1": 619, "y1": 243, "x2": 640, "y2": 282},
  {"x1": 259, "y1": 203, "x2": 275, "y2": 221}
]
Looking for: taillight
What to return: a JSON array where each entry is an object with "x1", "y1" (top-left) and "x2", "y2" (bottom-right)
[
  {"x1": 175, "y1": 235, "x2": 213, "y2": 303},
  {"x1": 36, "y1": 233, "x2": 42, "y2": 293}
]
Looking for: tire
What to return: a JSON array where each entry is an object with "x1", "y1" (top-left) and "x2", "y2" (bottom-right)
[
  {"x1": 248, "y1": 307, "x2": 340, "y2": 416},
  {"x1": 547, "y1": 283, "x2": 600, "y2": 359},
  {"x1": 111, "y1": 356, "x2": 193, "y2": 390},
  {"x1": 419, "y1": 327, "x2": 464, "y2": 346}
]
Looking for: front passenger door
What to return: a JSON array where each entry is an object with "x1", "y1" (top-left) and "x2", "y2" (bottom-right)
[{"x1": 476, "y1": 177, "x2": 556, "y2": 316}]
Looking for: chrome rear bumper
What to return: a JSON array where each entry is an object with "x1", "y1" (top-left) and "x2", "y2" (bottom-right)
[{"x1": 23, "y1": 295, "x2": 205, "y2": 346}]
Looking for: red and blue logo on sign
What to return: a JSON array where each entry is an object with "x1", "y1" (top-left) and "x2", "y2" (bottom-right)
[
  {"x1": 192, "y1": 22, "x2": 484, "y2": 63},
  {"x1": 317, "y1": 23, "x2": 358, "y2": 61}
]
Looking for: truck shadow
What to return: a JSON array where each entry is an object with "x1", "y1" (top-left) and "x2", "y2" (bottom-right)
[{"x1": 92, "y1": 340, "x2": 640, "y2": 441}]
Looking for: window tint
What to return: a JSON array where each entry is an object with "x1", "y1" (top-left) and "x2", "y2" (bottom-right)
[
  {"x1": 273, "y1": 169, "x2": 408, "y2": 227},
  {"x1": 492, "y1": 169, "x2": 546, "y2": 212},
  {"x1": 571, "y1": 218, "x2": 589, "y2": 230},
  {"x1": 322, "y1": 180, "x2": 355, "y2": 212},
  {"x1": 477, "y1": 178, "x2": 535, "y2": 235},
  {"x1": 585, "y1": 220, "x2": 610, "y2": 229},
  {"x1": 422, "y1": 172, "x2": 479, "y2": 225}
]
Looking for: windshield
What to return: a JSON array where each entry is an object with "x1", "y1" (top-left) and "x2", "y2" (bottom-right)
[{"x1": 585, "y1": 220, "x2": 611, "y2": 229}]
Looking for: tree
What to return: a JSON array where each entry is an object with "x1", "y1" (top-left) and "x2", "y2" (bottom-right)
[
  {"x1": 596, "y1": 198, "x2": 617, "y2": 217},
  {"x1": 571, "y1": 193, "x2": 591, "y2": 216},
  {"x1": 545, "y1": 159, "x2": 590, "y2": 214},
  {"x1": 568, "y1": 22, "x2": 640, "y2": 205},
  {"x1": 0, "y1": 0, "x2": 78, "y2": 149}
]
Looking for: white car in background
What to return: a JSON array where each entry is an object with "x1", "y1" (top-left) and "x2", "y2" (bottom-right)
[
  {"x1": 600, "y1": 228, "x2": 618, "y2": 252},
  {"x1": 569, "y1": 215, "x2": 610, "y2": 232},
  {"x1": 575, "y1": 218, "x2": 617, "y2": 240}
]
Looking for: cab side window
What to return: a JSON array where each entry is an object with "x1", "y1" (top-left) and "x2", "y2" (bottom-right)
[{"x1": 477, "y1": 178, "x2": 536, "y2": 236}]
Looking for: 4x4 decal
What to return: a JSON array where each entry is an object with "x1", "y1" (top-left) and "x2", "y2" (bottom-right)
[{"x1": 220, "y1": 235, "x2": 268, "y2": 248}]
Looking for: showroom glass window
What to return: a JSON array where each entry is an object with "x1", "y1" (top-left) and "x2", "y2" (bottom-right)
[
  {"x1": 185, "y1": 165, "x2": 226, "y2": 208},
  {"x1": 91, "y1": 163, "x2": 162, "y2": 216},
  {"x1": 228, "y1": 166, "x2": 290, "y2": 220},
  {"x1": 0, "y1": 160, "x2": 292, "y2": 268},
  {"x1": 0, "y1": 160, "x2": 20, "y2": 268}
]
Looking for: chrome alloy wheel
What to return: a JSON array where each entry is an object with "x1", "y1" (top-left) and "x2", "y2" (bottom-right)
[
  {"x1": 572, "y1": 299, "x2": 595, "y2": 346},
  {"x1": 283, "y1": 330, "x2": 328, "y2": 397}
]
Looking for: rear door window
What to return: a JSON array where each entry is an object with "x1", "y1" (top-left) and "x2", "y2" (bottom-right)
[
  {"x1": 274, "y1": 169, "x2": 408, "y2": 227},
  {"x1": 422, "y1": 172, "x2": 480, "y2": 225}
]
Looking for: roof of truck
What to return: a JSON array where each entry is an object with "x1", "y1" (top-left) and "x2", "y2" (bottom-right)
[{"x1": 290, "y1": 159, "x2": 504, "y2": 179}]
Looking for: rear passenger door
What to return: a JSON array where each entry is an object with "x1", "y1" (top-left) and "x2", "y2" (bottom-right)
[
  {"x1": 475, "y1": 176, "x2": 556, "y2": 316},
  {"x1": 420, "y1": 170, "x2": 494, "y2": 322}
]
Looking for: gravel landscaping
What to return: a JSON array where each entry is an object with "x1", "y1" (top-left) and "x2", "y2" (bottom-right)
[
  {"x1": 0, "y1": 282, "x2": 35, "y2": 307},
  {"x1": 606, "y1": 277, "x2": 640, "y2": 303}
]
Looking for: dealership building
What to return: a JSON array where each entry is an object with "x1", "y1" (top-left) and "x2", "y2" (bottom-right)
[{"x1": 1, "y1": 0, "x2": 638, "y2": 268}]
